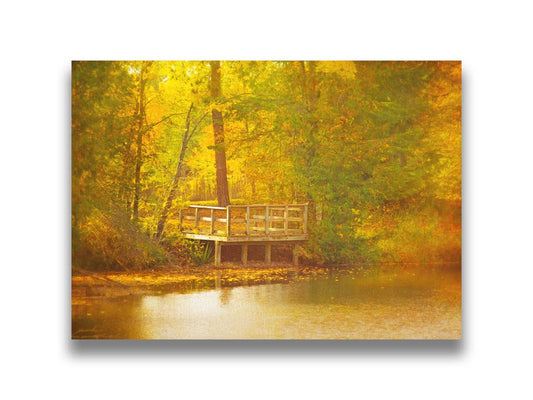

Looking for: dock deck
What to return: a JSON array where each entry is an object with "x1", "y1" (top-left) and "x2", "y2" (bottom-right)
[{"x1": 179, "y1": 204, "x2": 308, "y2": 266}]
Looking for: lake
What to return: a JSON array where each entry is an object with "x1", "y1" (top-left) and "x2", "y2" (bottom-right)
[{"x1": 72, "y1": 264, "x2": 461, "y2": 339}]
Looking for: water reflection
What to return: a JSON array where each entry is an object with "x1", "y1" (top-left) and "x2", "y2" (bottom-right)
[{"x1": 72, "y1": 264, "x2": 461, "y2": 339}]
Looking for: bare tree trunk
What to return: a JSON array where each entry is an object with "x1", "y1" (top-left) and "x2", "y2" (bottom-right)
[
  {"x1": 132, "y1": 62, "x2": 148, "y2": 222},
  {"x1": 155, "y1": 104, "x2": 193, "y2": 240},
  {"x1": 118, "y1": 102, "x2": 139, "y2": 212},
  {"x1": 210, "y1": 61, "x2": 230, "y2": 207}
]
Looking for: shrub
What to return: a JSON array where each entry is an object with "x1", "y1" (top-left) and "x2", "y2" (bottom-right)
[{"x1": 72, "y1": 205, "x2": 169, "y2": 271}]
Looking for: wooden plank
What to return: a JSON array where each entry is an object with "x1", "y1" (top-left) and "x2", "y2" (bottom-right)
[
  {"x1": 201, "y1": 217, "x2": 213, "y2": 222},
  {"x1": 186, "y1": 228, "x2": 302, "y2": 236},
  {"x1": 225, "y1": 235, "x2": 308, "y2": 242},
  {"x1": 226, "y1": 203, "x2": 308, "y2": 207},
  {"x1": 190, "y1": 205, "x2": 227, "y2": 210},
  {"x1": 250, "y1": 226, "x2": 303, "y2": 233},
  {"x1": 231, "y1": 218, "x2": 246, "y2": 223},
  {"x1": 189, "y1": 203, "x2": 306, "y2": 209},
  {"x1": 183, "y1": 215, "x2": 196, "y2": 221},
  {"x1": 182, "y1": 233, "x2": 231, "y2": 241},
  {"x1": 223, "y1": 240, "x2": 308, "y2": 246},
  {"x1": 253, "y1": 226, "x2": 285, "y2": 232}
]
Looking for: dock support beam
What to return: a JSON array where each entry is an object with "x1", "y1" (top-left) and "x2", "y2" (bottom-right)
[
  {"x1": 293, "y1": 244, "x2": 299, "y2": 267},
  {"x1": 265, "y1": 243, "x2": 272, "y2": 265},
  {"x1": 241, "y1": 244, "x2": 248, "y2": 266},
  {"x1": 214, "y1": 241, "x2": 222, "y2": 267}
]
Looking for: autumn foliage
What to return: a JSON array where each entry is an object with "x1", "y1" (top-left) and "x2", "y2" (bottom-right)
[{"x1": 72, "y1": 61, "x2": 461, "y2": 270}]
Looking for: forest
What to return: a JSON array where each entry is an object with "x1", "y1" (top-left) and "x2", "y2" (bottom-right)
[{"x1": 72, "y1": 61, "x2": 461, "y2": 271}]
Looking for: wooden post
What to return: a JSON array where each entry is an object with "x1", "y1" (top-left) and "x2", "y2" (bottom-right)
[
  {"x1": 214, "y1": 241, "x2": 222, "y2": 267},
  {"x1": 210, "y1": 209, "x2": 215, "y2": 234},
  {"x1": 284, "y1": 205, "x2": 288, "y2": 234},
  {"x1": 178, "y1": 209, "x2": 183, "y2": 231},
  {"x1": 245, "y1": 206, "x2": 250, "y2": 236},
  {"x1": 265, "y1": 205, "x2": 270, "y2": 235},
  {"x1": 241, "y1": 243, "x2": 248, "y2": 266},
  {"x1": 303, "y1": 204, "x2": 308, "y2": 234},
  {"x1": 226, "y1": 206, "x2": 231, "y2": 237},
  {"x1": 194, "y1": 207, "x2": 199, "y2": 230},
  {"x1": 293, "y1": 244, "x2": 299, "y2": 267},
  {"x1": 265, "y1": 243, "x2": 271, "y2": 264}
]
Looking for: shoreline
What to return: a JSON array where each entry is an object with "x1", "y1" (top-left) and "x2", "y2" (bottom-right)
[
  {"x1": 72, "y1": 262, "x2": 460, "y2": 303},
  {"x1": 72, "y1": 263, "x2": 334, "y2": 302}
]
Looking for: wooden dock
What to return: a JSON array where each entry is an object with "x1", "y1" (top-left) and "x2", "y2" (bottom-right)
[{"x1": 179, "y1": 204, "x2": 309, "y2": 267}]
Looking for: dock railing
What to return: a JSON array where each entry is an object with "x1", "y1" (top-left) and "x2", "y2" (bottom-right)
[{"x1": 179, "y1": 204, "x2": 308, "y2": 240}]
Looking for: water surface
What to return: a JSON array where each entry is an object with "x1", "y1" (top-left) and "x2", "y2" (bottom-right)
[{"x1": 72, "y1": 264, "x2": 461, "y2": 339}]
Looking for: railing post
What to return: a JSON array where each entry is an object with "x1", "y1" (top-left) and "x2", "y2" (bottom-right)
[
  {"x1": 210, "y1": 209, "x2": 215, "y2": 234},
  {"x1": 194, "y1": 207, "x2": 199, "y2": 230},
  {"x1": 303, "y1": 204, "x2": 308, "y2": 234},
  {"x1": 245, "y1": 206, "x2": 250, "y2": 236},
  {"x1": 226, "y1": 206, "x2": 231, "y2": 237},
  {"x1": 179, "y1": 209, "x2": 183, "y2": 231},
  {"x1": 265, "y1": 205, "x2": 269, "y2": 235},
  {"x1": 284, "y1": 205, "x2": 288, "y2": 234}
]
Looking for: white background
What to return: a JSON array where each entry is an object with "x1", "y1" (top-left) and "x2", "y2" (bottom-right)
[{"x1": 1, "y1": 1, "x2": 532, "y2": 399}]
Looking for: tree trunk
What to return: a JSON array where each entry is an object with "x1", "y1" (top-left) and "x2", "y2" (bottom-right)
[
  {"x1": 132, "y1": 63, "x2": 148, "y2": 222},
  {"x1": 118, "y1": 102, "x2": 139, "y2": 213},
  {"x1": 155, "y1": 104, "x2": 193, "y2": 240},
  {"x1": 210, "y1": 61, "x2": 230, "y2": 207}
]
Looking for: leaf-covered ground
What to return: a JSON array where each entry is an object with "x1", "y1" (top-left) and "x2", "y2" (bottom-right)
[{"x1": 72, "y1": 263, "x2": 357, "y2": 303}]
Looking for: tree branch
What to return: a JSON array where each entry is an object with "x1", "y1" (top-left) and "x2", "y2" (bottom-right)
[{"x1": 143, "y1": 112, "x2": 187, "y2": 133}]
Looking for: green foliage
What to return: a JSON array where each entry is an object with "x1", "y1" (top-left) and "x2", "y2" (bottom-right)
[
  {"x1": 187, "y1": 241, "x2": 214, "y2": 265},
  {"x1": 72, "y1": 61, "x2": 461, "y2": 269},
  {"x1": 158, "y1": 234, "x2": 213, "y2": 265}
]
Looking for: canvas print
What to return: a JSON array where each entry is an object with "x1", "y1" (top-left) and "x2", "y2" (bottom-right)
[{"x1": 72, "y1": 61, "x2": 461, "y2": 339}]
